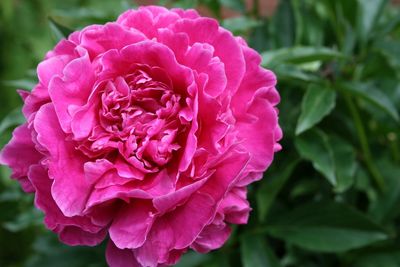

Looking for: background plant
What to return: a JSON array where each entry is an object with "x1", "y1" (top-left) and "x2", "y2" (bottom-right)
[{"x1": 0, "y1": 0, "x2": 399, "y2": 266}]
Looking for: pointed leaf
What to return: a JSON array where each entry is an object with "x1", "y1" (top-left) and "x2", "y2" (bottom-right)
[
  {"x1": 0, "y1": 107, "x2": 25, "y2": 135},
  {"x1": 356, "y1": 0, "x2": 389, "y2": 42},
  {"x1": 295, "y1": 129, "x2": 336, "y2": 185},
  {"x1": 270, "y1": 64, "x2": 321, "y2": 83},
  {"x1": 339, "y1": 82, "x2": 399, "y2": 122},
  {"x1": 330, "y1": 135, "x2": 357, "y2": 193},
  {"x1": 266, "y1": 201, "x2": 389, "y2": 252},
  {"x1": 48, "y1": 17, "x2": 74, "y2": 41},
  {"x1": 296, "y1": 84, "x2": 336, "y2": 135},
  {"x1": 3, "y1": 80, "x2": 37, "y2": 90},
  {"x1": 222, "y1": 17, "x2": 261, "y2": 34},
  {"x1": 176, "y1": 251, "x2": 211, "y2": 267},
  {"x1": 262, "y1": 46, "x2": 345, "y2": 66}
]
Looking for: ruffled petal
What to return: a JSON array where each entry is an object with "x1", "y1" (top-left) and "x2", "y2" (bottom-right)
[
  {"x1": 106, "y1": 241, "x2": 140, "y2": 267},
  {"x1": 109, "y1": 201, "x2": 154, "y2": 249},
  {"x1": 33, "y1": 103, "x2": 94, "y2": 216},
  {"x1": 0, "y1": 123, "x2": 42, "y2": 192}
]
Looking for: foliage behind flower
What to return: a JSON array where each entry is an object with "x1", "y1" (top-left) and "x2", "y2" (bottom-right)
[{"x1": 0, "y1": 6, "x2": 281, "y2": 267}]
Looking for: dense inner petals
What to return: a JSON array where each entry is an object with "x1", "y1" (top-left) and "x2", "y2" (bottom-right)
[{"x1": 78, "y1": 65, "x2": 187, "y2": 171}]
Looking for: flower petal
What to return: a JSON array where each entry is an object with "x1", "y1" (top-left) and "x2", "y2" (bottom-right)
[
  {"x1": 34, "y1": 103, "x2": 93, "y2": 216},
  {"x1": 0, "y1": 123, "x2": 42, "y2": 192}
]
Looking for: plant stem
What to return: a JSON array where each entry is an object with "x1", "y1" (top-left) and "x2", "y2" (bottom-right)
[{"x1": 344, "y1": 94, "x2": 385, "y2": 191}]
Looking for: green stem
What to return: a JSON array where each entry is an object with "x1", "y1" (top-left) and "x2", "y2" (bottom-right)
[{"x1": 344, "y1": 94, "x2": 385, "y2": 191}]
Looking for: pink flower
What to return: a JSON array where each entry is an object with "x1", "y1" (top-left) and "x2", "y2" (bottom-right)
[{"x1": 0, "y1": 6, "x2": 281, "y2": 267}]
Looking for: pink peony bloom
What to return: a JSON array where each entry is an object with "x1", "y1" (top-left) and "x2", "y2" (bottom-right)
[{"x1": 0, "y1": 6, "x2": 281, "y2": 267}]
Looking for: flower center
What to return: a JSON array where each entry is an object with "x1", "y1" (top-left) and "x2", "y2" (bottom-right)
[{"x1": 80, "y1": 67, "x2": 184, "y2": 171}]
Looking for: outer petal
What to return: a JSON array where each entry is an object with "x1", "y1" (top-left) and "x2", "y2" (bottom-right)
[
  {"x1": 231, "y1": 45, "x2": 278, "y2": 118},
  {"x1": 135, "y1": 192, "x2": 216, "y2": 267},
  {"x1": 235, "y1": 89, "x2": 279, "y2": 186},
  {"x1": 48, "y1": 47, "x2": 95, "y2": 133},
  {"x1": 79, "y1": 23, "x2": 146, "y2": 59},
  {"x1": 0, "y1": 123, "x2": 42, "y2": 192},
  {"x1": 116, "y1": 8, "x2": 158, "y2": 38},
  {"x1": 219, "y1": 187, "x2": 251, "y2": 224},
  {"x1": 59, "y1": 226, "x2": 107, "y2": 246},
  {"x1": 106, "y1": 241, "x2": 140, "y2": 267},
  {"x1": 135, "y1": 151, "x2": 250, "y2": 266},
  {"x1": 191, "y1": 220, "x2": 231, "y2": 253},
  {"x1": 153, "y1": 176, "x2": 209, "y2": 214},
  {"x1": 109, "y1": 201, "x2": 155, "y2": 249},
  {"x1": 33, "y1": 103, "x2": 93, "y2": 216},
  {"x1": 172, "y1": 17, "x2": 246, "y2": 95},
  {"x1": 29, "y1": 164, "x2": 106, "y2": 246}
]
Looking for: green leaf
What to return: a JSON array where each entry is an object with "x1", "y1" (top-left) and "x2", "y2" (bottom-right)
[
  {"x1": 375, "y1": 39, "x2": 400, "y2": 69},
  {"x1": 295, "y1": 129, "x2": 336, "y2": 185},
  {"x1": 48, "y1": 17, "x2": 74, "y2": 41},
  {"x1": 356, "y1": 0, "x2": 389, "y2": 42},
  {"x1": 262, "y1": 46, "x2": 344, "y2": 66},
  {"x1": 330, "y1": 135, "x2": 357, "y2": 193},
  {"x1": 296, "y1": 84, "x2": 336, "y2": 135},
  {"x1": 2, "y1": 79, "x2": 37, "y2": 90},
  {"x1": 220, "y1": 0, "x2": 245, "y2": 11},
  {"x1": 241, "y1": 234, "x2": 281, "y2": 267},
  {"x1": 295, "y1": 130, "x2": 357, "y2": 190},
  {"x1": 221, "y1": 17, "x2": 261, "y2": 34},
  {"x1": 257, "y1": 160, "x2": 299, "y2": 222},
  {"x1": 0, "y1": 107, "x2": 25, "y2": 135},
  {"x1": 369, "y1": 160, "x2": 400, "y2": 223},
  {"x1": 175, "y1": 251, "x2": 211, "y2": 267},
  {"x1": 266, "y1": 201, "x2": 389, "y2": 252},
  {"x1": 338, "y1": 82, "x2": 399, "y2": 122},
  {"x1": 270, "y1": 64, "x2": 321, "y2": 83}
]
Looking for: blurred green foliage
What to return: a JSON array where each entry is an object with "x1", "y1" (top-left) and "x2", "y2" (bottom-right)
[{"x1": 1, "y1": 0, "x2": 400, "y2": 266}]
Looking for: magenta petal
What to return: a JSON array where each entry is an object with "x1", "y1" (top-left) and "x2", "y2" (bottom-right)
[
  {"x1": 116, "y1": 8, "x2": 157, "y2": 38},
  {"x1": 29, "y1": 164, "x2": 106, "y2": 247},
  {"x1": 109, "y1": 201, "x2": 154, "y2": 249},
  {"x1": 220, "y1": 187, "x2": 251, "y2": 224},
  {"x1": 172, "y1": 17, "x2": 246, "y2": 94},
  {"x1": 153, "y1": 176, "x2": 209, "y2": 214},
  {"x1": 171, "y1": 8, "x2": 200, "y2": 19},
  {"x1": 59, "y1": 226, "x2": 107, "y2": 246},
  {"x1": 199, "y1": 151, "x2": 250, "y2": 201},
  {"x1": 48, "y1": 48, "x2": 95, "y2": 133},
  {"x1": 70, "y1": 102, "x2": 98, "y2": 140},
  {"x1": 79, "y1": 23, "x2": 146, "y2": 58},
  {"x1": 119, "y1": 41, "x2": 194, "y2": 93},
  {"x1": 135, "y1": 192, "x2": 216, "y2": 266},
  {"x1": 0, "y1": 123, "x2": 42, "y2": 192},
  {"x1": 37, "y1": 55, "x2": 72, "y2": 87},
  {"x1": 84, "y1": 159, "x2": 114, "y2": 184},
  {"x1": 191, "y1": 222, "x2": 231, "y2": 253},
  {"x1": 34, "y1": 104, "x2": 93, "y2": 216},
  {"x1": 106, "y1": 241, "x2": 140, "y2": 267},
  {"x1": 236, "y1": 92, "x2": 279, "y2": 183},
  {"x1": 232, "y1": 45, "x2": 277, "y2": 118}
]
